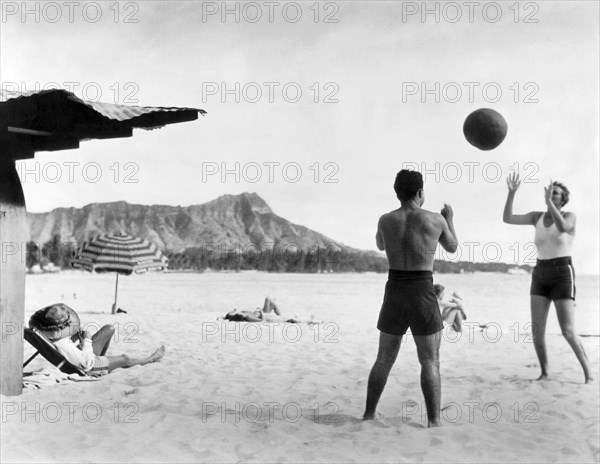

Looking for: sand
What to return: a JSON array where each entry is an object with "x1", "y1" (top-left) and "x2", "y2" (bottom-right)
[{"x1": 1, "y1": 272, "x2": 599, "y2": 463}]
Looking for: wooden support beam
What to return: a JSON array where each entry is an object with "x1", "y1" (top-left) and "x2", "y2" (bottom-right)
[
  {"x1": 7, "y1": 126, "x2": 53, "y2": 136},
  {"x1": 0, "y1": 157, "x2": 26, "y2": 396}
]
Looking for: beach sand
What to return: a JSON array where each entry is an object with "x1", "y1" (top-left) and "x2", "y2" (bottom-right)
[{"x1": 2, "y1": 272, "x2": 599, "y2": 463}]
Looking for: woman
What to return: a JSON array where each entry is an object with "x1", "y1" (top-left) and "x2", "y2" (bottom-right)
[
  {"x1": 29, "y1": 303, "x2": 165, "y2": 376},
  {"x1": 434, "y1": 284, "x2": 466, "y2": 332},
  {"x1": 503, "y1": 173, "x2": 592, "y2": 383}
]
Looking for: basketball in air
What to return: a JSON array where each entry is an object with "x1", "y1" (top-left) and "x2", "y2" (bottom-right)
[{"x1": 463, "y1": 108, "x2": 508, "y2": 150}]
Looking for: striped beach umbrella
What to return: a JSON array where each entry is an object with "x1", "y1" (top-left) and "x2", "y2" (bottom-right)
[{"x1": 72, "y1": 233, "x2": 169, "y2": 314}]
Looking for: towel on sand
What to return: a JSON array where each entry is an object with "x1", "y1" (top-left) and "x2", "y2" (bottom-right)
[{"x1": 23, "y1": 366, "x2": 100, "y2": 391}]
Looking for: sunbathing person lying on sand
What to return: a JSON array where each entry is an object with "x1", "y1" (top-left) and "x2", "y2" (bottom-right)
[
  {"x1": 29, "y1": 303, "x2": 165, "y2": 376},
  {"x1": 222, "y1": 310, "x2": 260, "y2": 322},
  {"x1": 223, "y1": 297, "x2": 313, "y2": 323},
  {"x1": 434, "y1": 284, "x2": 467, "y2": 332}
]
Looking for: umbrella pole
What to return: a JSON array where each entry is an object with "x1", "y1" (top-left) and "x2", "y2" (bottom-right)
[{"x1": 112, "y1": 274, "x2": 119, "y2": 314}]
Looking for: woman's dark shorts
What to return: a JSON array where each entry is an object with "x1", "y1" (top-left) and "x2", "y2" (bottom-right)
[
  {"x1": 530, "y1": 257, "x2": 576, "y2": 301},
  {"x1": 377, "y1": 270, "x2": 443, "y2": 336}
]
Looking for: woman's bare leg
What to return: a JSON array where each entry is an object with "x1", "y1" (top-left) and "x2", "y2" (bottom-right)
[
  {"x1": 452, "y1": 310, "x2": 464, "y2": 332},
  {"x1": 555, "y1": 299, "x2": 593, "y2": 383},
  {"x1": 263, "y1": 297, "x2": 281, "y2": 316},
  {"x1": 531, "y1": 295, "x2": 551, "y2": 380},
  {"x1": 106, "y1": 346, "x2": 166, "y2": 372},
  {"x1": 262, "y1": 298, "x2": 271, "y2": 313},
  {"x1": 92, "y1": 325, "x2": 115, "y2": 356}
]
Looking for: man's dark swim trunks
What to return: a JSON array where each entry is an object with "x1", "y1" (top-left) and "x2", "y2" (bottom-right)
[{"x1": 377, "y1": 270, "x2": 443, "y2": 336}]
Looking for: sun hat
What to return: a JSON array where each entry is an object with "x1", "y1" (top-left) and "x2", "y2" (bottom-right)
[{"x1": 28, "y1": 303, "x2": 81, "y2": 341}]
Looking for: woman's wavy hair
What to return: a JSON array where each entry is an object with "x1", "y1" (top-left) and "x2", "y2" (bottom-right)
[{"x1": 553, "y1": 181, "x2": 570, "y2": 207}]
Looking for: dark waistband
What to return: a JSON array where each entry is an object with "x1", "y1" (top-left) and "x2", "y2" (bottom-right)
[
  {"x1": 536, "y1": 257, "x2": 572, "y2": 267},
  {"x1": 388, "y1": 269, "x2": 433, "y2": 280}
]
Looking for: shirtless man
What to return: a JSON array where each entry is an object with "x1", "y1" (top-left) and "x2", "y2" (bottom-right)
[{"x1": 363, "y1": 170, "x2": 458, "y2": 427}]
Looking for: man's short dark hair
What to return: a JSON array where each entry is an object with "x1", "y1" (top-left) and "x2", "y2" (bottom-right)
[{"x1": 394, "y1": 170, "x2": 423, "y2": 202}]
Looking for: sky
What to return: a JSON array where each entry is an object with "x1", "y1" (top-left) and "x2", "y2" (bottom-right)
[{"x1": 1, "y1": 1, "x2": 599, "y2": 274}]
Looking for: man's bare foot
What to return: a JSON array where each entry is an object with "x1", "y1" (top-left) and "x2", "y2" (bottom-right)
[
  {"x1": 585, "y1": 377, "x2": 594, "y2": 384},
  {"x1": 536, "y1": 373, "x2": 549, "y2": 381},
  {"x1": 363, "y1": 411, "x2": 385, "y2": 421},
  {"x1": 428, "y1": 421, "x2": 441, "y2": 428}
]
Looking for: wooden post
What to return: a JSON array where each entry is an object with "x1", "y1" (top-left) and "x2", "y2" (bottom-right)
[{"x1": 0, "y1": 158, "x2": 26, "y2": 396}]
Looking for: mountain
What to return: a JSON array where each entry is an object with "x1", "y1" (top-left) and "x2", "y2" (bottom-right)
[
  {"x1": 26, "y1": 193, "x2": 352, "y2": 253},
  {"x1": 25, "y1": 195, "x2": 533, "y2": 274}
]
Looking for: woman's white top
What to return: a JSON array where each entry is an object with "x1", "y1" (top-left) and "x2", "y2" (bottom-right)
[{"x1": 534, "y1": 213, "x2": 574, "y2": 259}]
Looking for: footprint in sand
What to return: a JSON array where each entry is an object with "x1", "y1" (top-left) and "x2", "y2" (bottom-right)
[
  {"x1": 360, "y1": 417, "x2": 391, "y2": 429},
  {"x1": 123, "y1": 388, "x2": 138, "y2": 397}
]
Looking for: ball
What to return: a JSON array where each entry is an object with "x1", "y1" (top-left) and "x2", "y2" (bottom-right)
[{"x1": 463, "y1": 108, "x2": 508, "y2": 150}]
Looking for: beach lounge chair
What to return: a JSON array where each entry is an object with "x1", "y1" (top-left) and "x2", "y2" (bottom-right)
[{"x1": 23, "y1": 328, "x2": 87, "y2": 376}]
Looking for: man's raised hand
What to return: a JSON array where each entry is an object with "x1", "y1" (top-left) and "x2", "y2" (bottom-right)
[{"x1": 441, "y1": 204, "x2": 453, "y2": 222}]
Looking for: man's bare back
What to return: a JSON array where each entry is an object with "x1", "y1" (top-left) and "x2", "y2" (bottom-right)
[
  {"x1": 364, "y1": 170, "x2": 458, "y2": 427},
  {"x1": 377, "y1": 204, "x2": 457, "y2": 271}
]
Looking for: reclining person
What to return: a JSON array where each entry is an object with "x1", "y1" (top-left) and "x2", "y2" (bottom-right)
[
  {"x1": 29, "y1": 303, "x2": 165, "y2": 376},
  {"x1": 433, "y1": 285, "x2": 467, "y2": 332},
  {"x1": 223, "y1": 297, "x2": 307, "y2": 323}
]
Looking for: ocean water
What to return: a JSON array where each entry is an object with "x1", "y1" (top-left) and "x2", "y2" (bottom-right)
[{"x1": 25, "y1": 271, "x2": 599, "y2": 336}]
